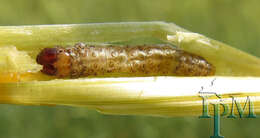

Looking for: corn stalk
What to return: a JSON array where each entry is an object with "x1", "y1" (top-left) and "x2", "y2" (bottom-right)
[{"x1": 0, "y1": 22, "x2": 259, "y2": 117}]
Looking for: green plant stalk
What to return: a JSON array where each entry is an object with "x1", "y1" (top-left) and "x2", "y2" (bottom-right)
[
  {"x1": 168, "y1": 32, "x2": 260, "y2": 76},
  {"x1": 1, "y1": 77, "x2": 260, "y2": 117},
  {"x1": 0, "y1": 22, "x2": 185, "y2": 57},
  {"x1": 0, "y1": 22, "x2": 260, "y2": 117},
  {"x1": 0, "y1": 22, "x2": 259, "y2": 76}
]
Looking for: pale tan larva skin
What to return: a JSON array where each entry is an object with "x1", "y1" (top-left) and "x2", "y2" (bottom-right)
[{"x1": 40, "y1": 43, "x2": 215, "y2": 78}]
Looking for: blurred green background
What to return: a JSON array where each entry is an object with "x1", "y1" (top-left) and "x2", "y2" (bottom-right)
[{"x1": 0, "y1": 0, "x2": 259, "y2": 138}]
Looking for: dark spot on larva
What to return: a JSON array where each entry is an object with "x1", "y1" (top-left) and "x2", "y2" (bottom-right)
[
  {"x1": 67, "y1": 49, "x2": 72, "y2": 54},
  {"x1": 111, "y1": 51, "x2": 116, "y2": 57},
  {"x1": 199, "y1": 64, "x2": 204, "y2": 69},
  {"x1": 100, "y1": 67, "x2": 105, "y2": 72},
  {"x1": 92, "y1": 52, "x2": 96, "y2": 57},
  {"x1": 108, "y1": 62, "x2": 114, "y2": 68},
  {"x1": 107, "y1": 69, "x2": 112, "y2": 73},
  {"x1": 188, "y1": 68, "x2": 192, "y2": 73},
  {"x1": 119, "y1": 49, "x2": 124, "y2": 53},
  {"x1": 93, "y1": 72, "x2": 97, "y2": 76},
  {"x1": 93, "y1": 63, "x2": 98, "y2": 68},
  {"x1": 58, "y1": 49, "x2": 64, "y2": 53}
]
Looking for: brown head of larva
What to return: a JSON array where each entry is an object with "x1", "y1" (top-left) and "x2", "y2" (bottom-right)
[
  {"x1": 37, "y1": 47, "x2": 72, "y2": 77},
  {"x1": 36, "y1": 48, "x2": 58, "y2": 75}
]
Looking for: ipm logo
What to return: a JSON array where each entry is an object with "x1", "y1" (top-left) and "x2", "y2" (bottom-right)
[{"x1": 199, "y1": 94, "x2": 256, "y2": 138}]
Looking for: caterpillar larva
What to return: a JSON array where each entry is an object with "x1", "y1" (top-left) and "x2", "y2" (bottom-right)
[{"x1": 36, "y1": 43, "x2": 215, "y2": 78}]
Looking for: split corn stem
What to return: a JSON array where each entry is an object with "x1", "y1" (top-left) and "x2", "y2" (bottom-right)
[{"x1": 0, "y1": 22, "x2": 259, "y2": 117}]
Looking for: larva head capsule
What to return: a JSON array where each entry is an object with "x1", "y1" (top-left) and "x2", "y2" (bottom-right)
[
  {"x1": 36, "y1": 48, "x2": 58, "y2": 75},
  {"x1": 37, "y1": 47, "x2": 71, "y2": 77}
]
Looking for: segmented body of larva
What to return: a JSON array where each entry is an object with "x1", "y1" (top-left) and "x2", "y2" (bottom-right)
[{"x1": 36, "y1": 43, "x2": 215, "y2": 78}]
